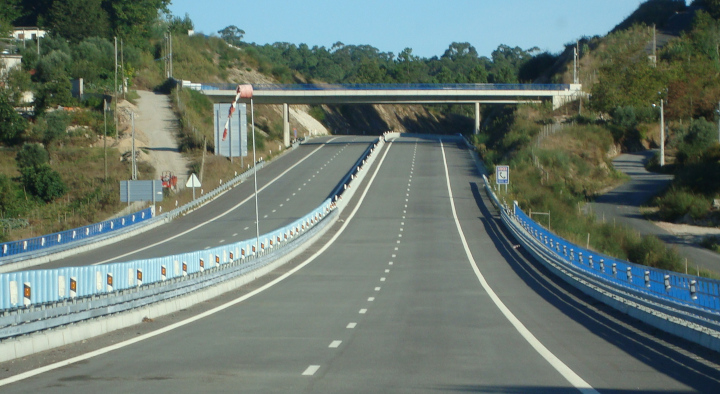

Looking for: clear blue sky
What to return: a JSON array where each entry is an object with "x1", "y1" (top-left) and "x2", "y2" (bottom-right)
[{"x1": 168, "y1": 0, "x2": 669, "y2": 59}]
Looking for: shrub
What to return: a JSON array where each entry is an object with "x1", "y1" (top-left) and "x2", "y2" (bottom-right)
[
  {"x1": 20, "y1": 165, "x2": 67, "y2": 202},
  {"x1": 16, "y1": 143, "x2": 49, "y2": 169},
  {"x1": 655, "y1": 188, "x2": 710, "y2": 221}
]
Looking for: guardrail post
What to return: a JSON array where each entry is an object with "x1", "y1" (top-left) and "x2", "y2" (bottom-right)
[
  {"x1": 58, "y1": 276, "x2": 65, "y2": 298},
  {"x1": 588, "y1": 256, "x2": 593, "y2": 269},
  {"x1": 626, "y1": 267, "x2": 633, "y2": 283},
  {"x1": 644, "y1": 270, "x2": 651, "y2": 287},
  {"x1": 599, "y1": 259, "x2": 604, "y2": 273},
  {"x1": 96, "y1": 271, "x2": 103, "y2": 292},
  {"x1": 578, "y1": 252, "x2": 583, "y2": 264},
  {"x1": 612, "y1": 263, "x2": 617, "y2": 277},
  {"x1": 664, "y1": 275, "x2": 671, "y2": 291}
]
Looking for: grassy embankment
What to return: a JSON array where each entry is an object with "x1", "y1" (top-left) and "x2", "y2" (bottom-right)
[{"x1": 474, "y1": 103, "x2": 704, "y2": 276}]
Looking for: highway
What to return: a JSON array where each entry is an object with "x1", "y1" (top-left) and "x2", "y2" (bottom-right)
[
  {"x1": 27, "y1": 136, "x2": 377, "y2": 270},
  {"x1": 1, "y1": 136, "x2": 719, "y2": 392}
]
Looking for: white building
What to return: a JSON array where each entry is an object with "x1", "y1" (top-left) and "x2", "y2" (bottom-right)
[{"x1": 11, "y1": 27, "x2": 47, "y2": 41}]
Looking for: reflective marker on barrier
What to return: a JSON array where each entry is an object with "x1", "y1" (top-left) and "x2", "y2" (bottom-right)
[
  {"x1": 690, "y1": 280, "x2": 697, "y2": 300},
  {"x1": 182, "y1": 262, "x2": 188, "y2": 276},
  {"x1": 215, "y1": 255, "x2": 220, "y2": 267},
  {"x1": 229, "y1": 252, "x2": 234, "y2": 261},
  {"x1": 107, "y1": 273, "x2": 114, "y2": 292},
  {"x1": 23, "y1": 282, "x2": 31, "y2": 307},
  {"x1": 70, "y1": 277, "x2": 77, "y2": 298},
  {"x1": 161, "y1": 265, "x2": 167, "y2": 281},
  {"x1": 137, "y1": 269, "x2": 143, "y2": 287},
  {"x1": 200, "y1": 258, "x2": 205, "y2": 272}
]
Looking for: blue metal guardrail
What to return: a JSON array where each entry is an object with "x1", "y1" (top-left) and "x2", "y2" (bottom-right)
[
  {"x1": 0, "y1": 208, "x2": 154, "y2": 260},
  {"x1": 198, "y1": 83, "x2": 572, "y2": 92},
  {"x1": 0, "y1": 200, "x2": 332, "y2": 310},
  {"x1": 481, "y1": 176, "x2": 720, "y2": 314}
]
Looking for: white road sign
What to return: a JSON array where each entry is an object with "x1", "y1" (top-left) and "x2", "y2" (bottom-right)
[
  {"x1": 186, "y1": 173, "x2": 201, "y2": 188},
  {"x1": 496, "y1": 165, "x2": 509, "y2": 185}
]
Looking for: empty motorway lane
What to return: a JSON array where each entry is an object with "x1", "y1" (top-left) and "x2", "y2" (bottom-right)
[
  {"x1": 23, "y1": 136, "x2": 376, "y2": 270},
  {"x1": 2, "y1": 136, "x2": 719, "y2": 392}
]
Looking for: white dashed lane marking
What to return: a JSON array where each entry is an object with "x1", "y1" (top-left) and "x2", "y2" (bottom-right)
[
  {"x1": 359, "y1": 309, "x2": 367, "y2": 314},
  {"x1": 347, "y1": 322, "x2": 357, "y2": 329},
  {"x1": 375, "y1": 287, "x2": 381, "y2": 291},
  {"x1": 329, "y1": 340, "x2": 342, "y2": 348},
  {"x1": 302, "y1": 365, "x2": 320, "y2": 376},
  {"x1": 368, "y1": 297, "x2": 375, "y2": 302}
]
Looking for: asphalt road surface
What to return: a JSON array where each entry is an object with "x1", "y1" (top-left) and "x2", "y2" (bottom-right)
[
  {"x1": 26, "y1": 136, "x2": 376, "y2": 270},
  {"x1": 2, "y1": 137, "x2": 719, "y2": 392},
  {"x1": 592, "y1": 150, "x2": 720, "y2": 274}
]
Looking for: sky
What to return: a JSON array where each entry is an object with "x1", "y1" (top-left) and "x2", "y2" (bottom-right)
[{"x1": 168, "y1": 0, "x2": 668, "y2": 59}]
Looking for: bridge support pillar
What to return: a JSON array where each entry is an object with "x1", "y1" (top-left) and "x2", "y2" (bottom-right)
[
  {"x1": 474, "y1": 102, "x2": 481, "y2": 135},
  {"x1": 283, "y1": 103, "x2": 290, "y2": 147}
]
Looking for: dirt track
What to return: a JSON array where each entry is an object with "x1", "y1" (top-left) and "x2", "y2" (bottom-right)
[{"x1": 133, "y1": 90, "x2": 189, "y2": 187}]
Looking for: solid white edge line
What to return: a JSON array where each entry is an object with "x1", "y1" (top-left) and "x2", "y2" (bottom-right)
[
  {"x1": 91, "y1": 138, "x2": 339, "y2": 266},
  {"x1": 0, "y1": 141, "x2": 394, "y2": 388},
  {"x1": 439, "y1": 141, "x2": 599, "y2": 394}
]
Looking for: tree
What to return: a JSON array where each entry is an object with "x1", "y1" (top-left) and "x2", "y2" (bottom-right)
[
  {"x1": 16, "y1": 143, "x2": 49, "y2": 169},
  {"x1": 0, "y1": 90, "x2": 27, "y2": 146},
  {"x1": 218, "y1": 25, "x2": 245, "y2": 46},
  {"x1": 20, "y1": 164, "x2": 67, "y2": 202},
  {"x1": 0, "y1": 0, "x2": 22, "y2": 36},
  {"x1": 106, "y1": 0, "x2": 171, "y2": 45},
  {"x1": 48, "y1": 0, "x2": 111, "y2": 43}
]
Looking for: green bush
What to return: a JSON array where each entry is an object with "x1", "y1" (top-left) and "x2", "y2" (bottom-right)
[
  {"x1": 42, "y1": 111, "x2": 71, "y2": 145},
  {"x1": 654, "y1": 188, "x2": 710, "y2": 221},
  {"x1": 20, "y1": 164, "x2": 67, "y2": 202},
  {"x1": 16, "y1": 143, "x2": 49, "y2": 169}
]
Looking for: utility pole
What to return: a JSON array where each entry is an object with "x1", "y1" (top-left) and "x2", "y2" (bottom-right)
[
  {"x1": 717, "y1": 101, "x2": 720, "y2": 144},
  {"x1": 660, "y1": 99, "x2": 665, "y2": 167},
  {"x1": 573, "y1": 43, "x2": 578, "y2": 84},
  {"x1": 121, "y1": 39, "x2": 125, "y2": 99},
  {"x1": 131, "y1": 111, "x2": 137, "y2": 180},
  {"x1": 103, "y1": 99, "x2": 108, "y2": 181},
  {"x1": 652, "y1": 24, "x2": 657, "y2": 67},
  {"x1": 114, "y1": 37, "x2": 118, "y2": 139}
]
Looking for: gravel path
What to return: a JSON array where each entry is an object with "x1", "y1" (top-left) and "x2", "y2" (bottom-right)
[
  {"x1": 134, "y1": 90, "x2": 189, "y2": 187},
  {"x1": 592, "y1": 150, "x2": 720, "y2": 274}
]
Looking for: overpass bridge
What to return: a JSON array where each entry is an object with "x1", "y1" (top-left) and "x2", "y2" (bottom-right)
[{"x1": 187, "y1": 82, "x2": 585, "y2": 146}]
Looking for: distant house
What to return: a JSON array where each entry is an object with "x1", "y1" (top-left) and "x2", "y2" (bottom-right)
[{"x1": 11, "y1": 27, "x2": 47, "y2": 41}]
